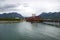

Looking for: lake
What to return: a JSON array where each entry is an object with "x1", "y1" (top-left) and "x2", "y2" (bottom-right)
[{"x1": 0, "y1": 21, "x2": 60, "y2": 40}]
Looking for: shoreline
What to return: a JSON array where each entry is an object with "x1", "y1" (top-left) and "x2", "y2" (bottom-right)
[
  {"x1": 43, "y1": 22, "x2": 60, "y2": 27},
  {"x1": 0, "y1": 21, "x2": 21, "y2": 23}
]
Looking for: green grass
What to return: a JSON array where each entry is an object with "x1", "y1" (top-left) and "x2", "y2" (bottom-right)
[{"x1": 0, "y1": 18, "x2": 23, "y2": 21}]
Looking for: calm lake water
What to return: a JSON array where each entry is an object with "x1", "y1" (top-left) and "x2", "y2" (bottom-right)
[{"x1": 0, "y1": 21, "x2": 60, "y2": 40}]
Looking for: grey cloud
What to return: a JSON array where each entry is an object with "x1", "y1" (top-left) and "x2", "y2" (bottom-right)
[
  {"x1": 0, "y1": 0, "x2": 5, "y2": 1},
  {"x1": 0, "y1": 0, "x2": 21, "y2": 12},
  {"x1": 0, "y1": 0, "x2": 60, "y2": 15},
  {"x1": 0, "y1": 4, "x2": 19, "y2": 12},
  {"x1": 0, "y1": 8, "x2": 19, "y2": 12},
  {"x1": 3, "y1": 4, "x2": 17, "y2": 8}
]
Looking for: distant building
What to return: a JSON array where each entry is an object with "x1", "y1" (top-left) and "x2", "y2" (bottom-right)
[
  {"x1": 26, "y1": 14, "x2": 43, "y2": 22},
  {"x1": 32, "y1": 14, "x2": 36, "y2": 17},
  {"x1": 15, "y1": 17, "x2": 19, "y2": 19}
]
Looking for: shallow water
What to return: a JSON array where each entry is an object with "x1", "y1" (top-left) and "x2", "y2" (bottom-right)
[{"x1": 0, "y1": 21, "x2": 60, "y2": 40}]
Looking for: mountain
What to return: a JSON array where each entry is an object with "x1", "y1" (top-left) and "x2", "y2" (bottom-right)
[
  {"x1": 0, "y1": 12, "x2": 23, "y2": 19},
  {"x1": 39, "y1": 12, "x2": 60, "y2": 20}
]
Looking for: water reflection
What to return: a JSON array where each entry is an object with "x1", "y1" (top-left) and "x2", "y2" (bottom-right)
[
  {"x1": 0, "y1": 21, "x2": 60, "y2": 40},
  {"x1": 18, "y1": 21, "x2": 33, "y2": 35}
]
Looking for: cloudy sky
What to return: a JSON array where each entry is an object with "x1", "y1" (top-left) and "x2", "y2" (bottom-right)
[{"x1": 0, "y1": 0, "x2": 60, "y2": 16}]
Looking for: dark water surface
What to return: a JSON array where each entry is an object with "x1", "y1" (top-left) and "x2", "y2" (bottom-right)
[{"x1": 0, "y1": 21, "x2": 60, "y2": 40}]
